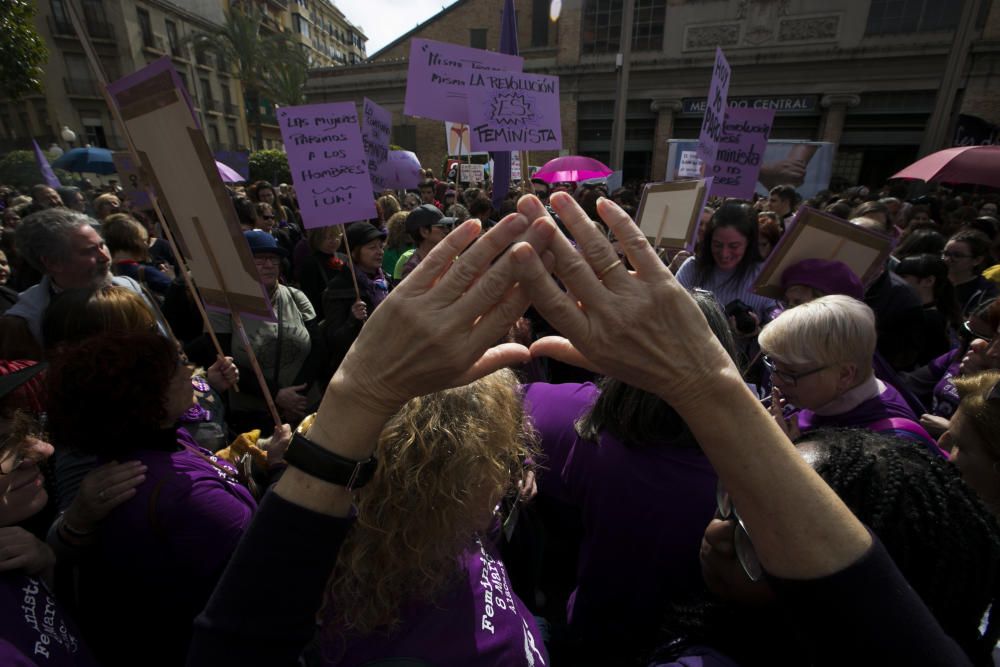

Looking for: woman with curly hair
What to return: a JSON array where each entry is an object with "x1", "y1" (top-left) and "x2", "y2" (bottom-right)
[
  {"x1": 320, "y1": 368, "x2": 546, "y2": 665},
  {"x1": 381, "y1": 210, "x2": 412, "y2": 279}
]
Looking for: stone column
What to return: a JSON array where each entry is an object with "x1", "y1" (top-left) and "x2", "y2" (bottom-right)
[
  {"x1": 650, "y1": 98, "x2": 683, "y2": 181},
  {"x1": 819, "y1": 93, "x2": 861, "y2": 147}
]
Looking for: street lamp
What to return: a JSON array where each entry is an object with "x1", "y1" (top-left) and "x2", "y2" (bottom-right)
[{"x1": 60, "y1": 126, "x2": 77, "y2": 148}]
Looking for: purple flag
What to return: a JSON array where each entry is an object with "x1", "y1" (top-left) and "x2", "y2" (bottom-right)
[
  {"x1": 695, "y1": 47, "x2": 732, "y2": 174},
  {"x1": 32, "y1": 140, "x2": 60, "y2": 188},
  {"x1": 710, "y1": 107, "x2": 775, "y2": 199},
  {"x1": 467, "y1": 72, "x2": 562, "y2": 152},
  {"x1": 277, "y1": 102, "x2": 378, "y2": 228},
  {"x1": 404, "y1": 39, "x2": 524, "y2": 123},
  {"x1": 491, "y1": 0, "x2": 520, "y2": 210},
  {"x1": 362, "y1": 98, "x2": 392, "y2": 192}
]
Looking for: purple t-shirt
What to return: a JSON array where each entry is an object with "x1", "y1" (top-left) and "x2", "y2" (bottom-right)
[
  {"x1": 928, "y1": 350, "x2": 962, "y2": 419},
  {"x1": 523, "y1": 382, "x2": 718, "y2": 646},
  {"x1": 321, "y1": 537, "x2": 547, "y2": 666},
  {"x1": 0, "y1": 574, "x2": 97, "y2": 666}
]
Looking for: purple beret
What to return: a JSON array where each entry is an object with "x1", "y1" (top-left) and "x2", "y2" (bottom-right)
[{"x1": 779, "y1": 258, "x2": 864, "y2": 300}]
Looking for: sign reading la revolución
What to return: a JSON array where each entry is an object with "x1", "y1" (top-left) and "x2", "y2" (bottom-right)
[{"x1": 682, "y1": 95, "x2": 818, "y2": 115}]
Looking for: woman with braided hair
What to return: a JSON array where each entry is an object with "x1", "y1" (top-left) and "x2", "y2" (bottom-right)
[{"x1": 656, "y1": 428, "x2": 1000, "y2": 666}]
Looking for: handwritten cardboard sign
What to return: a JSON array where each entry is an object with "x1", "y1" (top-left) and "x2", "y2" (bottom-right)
[
  {"x1": 466, "y1": 71, "x2": 561, "y2": 152},
  {"x1": 636, "y1": 179, "x2": 711, "y2": 251},
  {"x1": 362, "y1": 98, "x2": 392, "y2": 192},
  {"x1": 106, "y1": 57, "x2": 272, "y2": 319},
  {"x1": 710, "y1": 107, "x2": 775, "y2": 199},
  {"x1": 404, "y1": 38, "x2": 524, "y2": 123},
  {"x1": 460, "y1": 162, "x2": 485, "y2": 183},
  {"x1": 696, "y1": 47, "x2": 731, "y2": 173},
  {"x1": 278, "y1": 102, "x2": 377, "y2": 228},
  {"x1": 111, "y1": 151, "x2": 152, "y2": 209},
  {"x1": 754, "y1": 207, "x2": 893, "y2": 299},
  {"x1": 678, "y1": 151, "x2": 702, "y2": 178}
]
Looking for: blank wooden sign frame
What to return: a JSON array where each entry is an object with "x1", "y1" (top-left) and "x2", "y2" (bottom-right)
[
  {"x1": 753, "y1": 207, "x2": 893, "y2": 299},
  {"x1": 635, "y1": 179, "x2": 709, "y2": 250}
]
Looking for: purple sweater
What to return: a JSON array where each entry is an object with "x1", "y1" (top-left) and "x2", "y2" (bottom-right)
[
  {"x1": 320, "y1": 536, "x2": 547, "y2": 666},
  {"x1": 524, "y1": 382, "x2": 718, "y2": 651}
]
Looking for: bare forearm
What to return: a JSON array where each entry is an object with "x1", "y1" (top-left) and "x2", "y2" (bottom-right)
[{"x1": 668, "y1": 371, "x2": 872, "y2": 579}]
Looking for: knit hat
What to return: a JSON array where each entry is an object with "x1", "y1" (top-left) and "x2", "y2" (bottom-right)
[{"x1": 780, "y1": 258, "x2": 864, "y2": 300}]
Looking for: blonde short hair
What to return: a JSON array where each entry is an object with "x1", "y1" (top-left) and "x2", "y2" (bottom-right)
[
  {"x1": 758, "y1": 294, "x2": 876, "y2": 370},
  {"x1": 953, "y1": 370, "x2": 1000, "y2": 459}
]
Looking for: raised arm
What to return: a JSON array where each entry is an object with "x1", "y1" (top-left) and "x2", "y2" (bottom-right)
[{"x1": 509, "y1": 192, "x2": 871, "y2": 580}]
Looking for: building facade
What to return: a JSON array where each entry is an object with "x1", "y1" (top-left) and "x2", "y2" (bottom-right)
[
  {"x1": 305, "y1": 0, "x2": 1000, "y2": 187},
  {"x1": 288, "y1": 0, "x2": 367, "y2": 68},
  {"x1": 5, "y1": 0, "x2": 252, "y2": 154}
]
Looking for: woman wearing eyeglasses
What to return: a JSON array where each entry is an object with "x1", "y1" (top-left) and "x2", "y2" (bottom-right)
[
  {"x1": 758, "y1": 295, "x2": 937, "y2": 452},
  {"x1": 195, "y1": 230, "x2": 320, "y2": 431},
  {"x1": 943, "y1": 230, "x2": 998, "y2": 317}
]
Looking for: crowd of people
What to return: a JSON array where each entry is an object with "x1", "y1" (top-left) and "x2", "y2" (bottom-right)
[{"x1": 0, "y1": 166, "x2": 999, "y2": 667}]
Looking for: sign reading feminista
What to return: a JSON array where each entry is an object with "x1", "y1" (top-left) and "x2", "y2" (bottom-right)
[
  {"x1": 404, "y1": 38, "x2": 524, "y2": 123},
  {"x1": 467, "y1": 71, "x2": 562, "y2": 152},
  {"x1": 695, "y1": 47, "x2": 732, "y2": 174},
  {"x1": 278, "y1": 102, "x2": 377, "y2": 228}
]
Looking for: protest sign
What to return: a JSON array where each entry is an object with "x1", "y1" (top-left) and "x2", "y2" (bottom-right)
[
  {"x1": 667, "y1": 140, "x2": 835, "y2": 198},
  {"x1": 278, "y1": 102, "x2": 377, "y2": 228},
  {"x1": 467, "y1": 71, "x2": 562, "y2": 152},
  {"x1": 32, "y1": 140, "x2": 60, "y2": 189},
  {"x1": 111, "y1": 151, "x2": 152, "y2": 209},
  {"x1": 362, "y1": 98, "x2": 392, "y2": 192},
  {"x1": 678, "y1": 151, "x2": 702, "y2": 178},
  {"x1": 710, "y1": 107, "x2": 775, "y2": 199},
  {"x1": 635, "y1": 179, "x2": 711, "y2": 251},
  {"x1": 696, "y1": 47, "x2": 731, "y2": 173},
  {"x1": 446, "y1": 122, "x2": 472, "y2": 155},
  {"x1": 460, "y1": 162, "x2": 485, "y2": 183},
  {"x1": 387, "y1": 150, "x2": 422, "y2": 190},
  {"x1": 106, "y1": 57, "x2": 272, "y2": 320},
  {"x1": 511, "y1": 151, "x2": 521, "y2": 181},
  {"x1": 404, "y1": 38, "x2": 524, "y2": 123},
  {"x1": 754, "y1": 207, "x2": 893, "y2": 299}
]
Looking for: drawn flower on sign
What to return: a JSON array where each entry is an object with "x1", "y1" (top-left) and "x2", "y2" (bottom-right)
[{"x1": 489, "y1": 93, "x2": 536, "y2": 126}]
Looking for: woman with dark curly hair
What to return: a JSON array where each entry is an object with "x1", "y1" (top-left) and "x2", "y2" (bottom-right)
[
  {"x1": 319, "y1": 368, "x2": 544, "y2": 665},
  {"x1": 45, "y1": 332, "x2": 286, "y2": 667}
]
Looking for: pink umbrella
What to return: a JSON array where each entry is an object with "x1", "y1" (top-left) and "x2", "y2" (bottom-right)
[
  {"x1": 533, "y1": 155, "x2": 613, "y2": 184},
  {"x1": 215, "y1": 160, "x2": 244, "y2": 183},
  {"x1": 891, "y1": 145, "x2": 1000, "y2": 188}
]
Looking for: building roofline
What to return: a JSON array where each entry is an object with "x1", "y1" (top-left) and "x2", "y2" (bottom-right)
[{"x1": 368, "y1": 0, "x2": 471, "y2": 59}]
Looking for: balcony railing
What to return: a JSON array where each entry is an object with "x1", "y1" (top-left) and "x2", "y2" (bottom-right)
[
  {"x1": 86, "y1": 18, "x2": 114, "y2": 40},
  {"x1": 225, "y1": 103, "x2": 240, "y2": 116},
  {"x1": 203, "y1": 99, "x2": 220, "y2": 112}
]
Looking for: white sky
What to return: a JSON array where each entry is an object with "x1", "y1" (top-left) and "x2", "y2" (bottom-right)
[{"x1": 334, "y1": 0, "x2": 462, "y2": 55}]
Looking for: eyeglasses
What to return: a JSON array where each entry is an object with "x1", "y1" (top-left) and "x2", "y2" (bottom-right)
[
  {"x1": 942, "y1": 251, "x2": 973, "y2": 259},
  {"x1": 762, "y1": 355, "x2": 829, "y2": 386},
  {"x1": 963, "y1": 320, "x2": 994, "y2": 342},
  {"x1": 716, "y1": 482, "x2": 762, "y2": 582}
]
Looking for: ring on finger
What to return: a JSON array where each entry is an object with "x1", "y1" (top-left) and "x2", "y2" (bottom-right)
[{"x1": 595, "y1": 258, "x2": 623, "y2": 281}]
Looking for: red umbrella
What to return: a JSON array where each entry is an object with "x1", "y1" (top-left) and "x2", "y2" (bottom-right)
[
  {"x1": 891, "y1": 145, "x2": 1000, "y2": 188},
  {"x1": 533, "y1": 156, "x2": 613, "y2": 184}
]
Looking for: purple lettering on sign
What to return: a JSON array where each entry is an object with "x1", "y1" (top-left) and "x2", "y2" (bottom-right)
[
  {"x1": 362, "y1": 98, "x2": 393, "y2": 192},
  {"x1": 696, "y1": 47, "x2": 732, "y2": 174},
  {"x1": 466, "y1": 71, "x2": 562, "y2": 152},
  {"x1": 278, "y1": 102, "x2": 377, "y2": 228},
  {"x1": 404, "y1": 38, "x2": 524, "y2": 123},
  {"x1": 710, "y1": 107, "x2": 775, "y2": 199}
]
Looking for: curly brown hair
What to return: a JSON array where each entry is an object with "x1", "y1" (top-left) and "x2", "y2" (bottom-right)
[
  {"x1": 326, "y1": 369, "x2": 537, "y2": 635},
  {"x1": 47, "y1": 332, "x2": 178, "y2": 457}
]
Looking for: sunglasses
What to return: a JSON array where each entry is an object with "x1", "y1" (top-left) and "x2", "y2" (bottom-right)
[{"x1": 716, "y1": 482, "x2": 762, "y2": 582}]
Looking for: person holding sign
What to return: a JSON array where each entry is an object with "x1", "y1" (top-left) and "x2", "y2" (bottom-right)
[{"x1": 674, "y1": 203, "x2": 777, "y2": 330}]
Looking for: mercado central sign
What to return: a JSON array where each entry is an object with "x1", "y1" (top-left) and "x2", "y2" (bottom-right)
[{"x1": 682, "y1": 95, "x2": 819, "y2": 115}]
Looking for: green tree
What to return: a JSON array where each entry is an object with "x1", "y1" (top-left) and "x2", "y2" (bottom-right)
[
  {"x1": 0, "y1": 150, "x2": 70, "y2": 189},
  {"x1": 189, "y1": 7, "x2": 283, "y2": 150},
  {"x1": 0, "y1": 1, "x2": 48, "y2": 100},
  {"x1": 265, "y1": 39, "x2": 309, "y2": 107},
  {"x1": 249, "y1": 149, "x2": 290, "y2": 184}
]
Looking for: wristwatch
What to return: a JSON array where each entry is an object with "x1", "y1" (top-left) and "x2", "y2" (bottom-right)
[{"x1": 284, "y1": 414, "x2": 378, "y2": 489}]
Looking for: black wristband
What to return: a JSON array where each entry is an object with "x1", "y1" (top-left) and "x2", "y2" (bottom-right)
[{"x1": 284, "y1": 431, "x2": 377, "y2": 489}]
